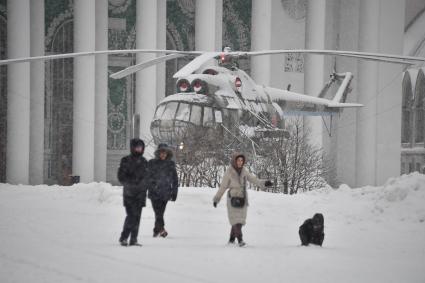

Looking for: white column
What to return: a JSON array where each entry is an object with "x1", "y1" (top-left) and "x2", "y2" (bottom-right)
[
  {"x1": 156, "y1": 0, "x2": 167, "y2": 104},
  {"x1": 355, "y1": 0, "x2": 379, "y2": 187},
  {"x1": 94, "y1": 0, "x2": 108, "y2": 182},
  {"x1": 251, "y1": 0, "x2": 305, "y2": 89},
  {"x1": 195, "y1": 0, "x2": 222, "y2": 52},
  {"x1": 136, "y1": 0, "x2": 166, "y2": 147},
  {"x1": 6, "y1": 0, "x2": 30, "y2": 184},
  {"x1": 73, "y1": 0, "x2": 95, "y2": 183},
  {"x1": 304, "y1": 0, "x2": 327, "y2": 148},
  {"x1": 29, "y1": 0, "x2": 45, "y2": 185},
  {"x1": 335, "y1": 0, "x2": 359, "y2": 187},
  {"x1": 250, "y1": 0, "x2": 272, "y2": 85},
  {"x1": 356, "y1": 0, "x2": 404, "y2": 186},
  {"x1": 375, "y1": 0, "x2": 404, "y2": 185}
]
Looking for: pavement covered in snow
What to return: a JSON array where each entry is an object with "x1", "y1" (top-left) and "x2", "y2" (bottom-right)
[{"x1": 0, "y1": 173, "x2": 424, "y2": 283}]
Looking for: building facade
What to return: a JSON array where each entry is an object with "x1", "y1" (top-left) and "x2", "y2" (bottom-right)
[{"x1": 0, "y1": 0, "x2": 424, "y2": 186}]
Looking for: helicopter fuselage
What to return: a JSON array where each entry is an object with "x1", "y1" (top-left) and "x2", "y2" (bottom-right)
[{"x1": 150, "y1": 65, "x2": 340, "y2": 146}]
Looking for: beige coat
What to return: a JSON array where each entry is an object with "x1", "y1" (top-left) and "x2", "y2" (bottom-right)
[{"x1": 213, "y1": 155, "x2": 264, "y2": 226}]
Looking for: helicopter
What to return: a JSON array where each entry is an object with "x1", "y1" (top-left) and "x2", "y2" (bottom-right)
[
  {"x1": 2, "y1": 47, "x2": 425, "y2": 151},
  {"x1": 108, "y1": 47, "x2": 425, "y2": 149}
]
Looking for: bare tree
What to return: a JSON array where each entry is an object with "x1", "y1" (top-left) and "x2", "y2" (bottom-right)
[
  {"x1": 174, "y1": 117, "x2": 333, "y2": 193},
  {"x1": 254, "y1": 117, "x2": 332, "y2": 194}
]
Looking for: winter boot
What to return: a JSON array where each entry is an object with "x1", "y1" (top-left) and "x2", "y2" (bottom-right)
[
  {"x1": 119, "y1": 239, "x2": 128, "y2": 247},
  {"x1": 159, "y1": 229, "x2": 168, "y2": 238},
  {"x1": 153, "y1": 227, "x2": 161, "y2": 237},
  {"x1": 228, "y1": 236, "x2": 236, "y2": 244},
  {"x1": 129, "y1": 240, "x2": 142, "y2": 247},
  {"x1": 237, "y1": 236, "x2": 246, "y2": 247}
]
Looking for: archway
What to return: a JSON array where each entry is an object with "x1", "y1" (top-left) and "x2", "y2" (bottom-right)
[
  {"x1": 402, "y1": 71, "x2": 413, "y2": 144},
  {"x1": 415, "y1": 69, "x2": 425, "y2": 144}
]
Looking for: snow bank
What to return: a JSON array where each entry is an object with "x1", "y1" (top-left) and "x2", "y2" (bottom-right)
[
  {"x1": 0, "y1": 173, "x2": 424, "y2": 283},
  {"x1": 332, "y1": 172, "x2": 425, "y2": 223}
]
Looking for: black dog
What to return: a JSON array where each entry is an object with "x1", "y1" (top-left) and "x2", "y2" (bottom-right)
[{"x1": 299, "y1": 213, "x2": 325, "y2": 246}]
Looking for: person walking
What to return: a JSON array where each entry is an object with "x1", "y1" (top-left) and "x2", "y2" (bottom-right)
[
  {"x1": 117, "y1": 138, "x2": 148, "y2": 246},
  {"x1": 213, "y1": 153, "x2": 272, "y2": 247},
  {"x1": 145, "y1": 143, "x2": 179, "y2": 237}
]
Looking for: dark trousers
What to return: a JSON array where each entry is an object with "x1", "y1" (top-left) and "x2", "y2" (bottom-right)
[
  {"x1": 151, "y1": 199, "x2": 168, "y2": 233},
  {"x1": 120, "y1": 199, "x2": 143, "y2": 243},
  {"x1": 230, "y1": 224, "x2": 243, "y2": 242}
]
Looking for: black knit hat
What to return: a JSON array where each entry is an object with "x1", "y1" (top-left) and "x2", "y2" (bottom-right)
[{"x1": 130, "y1": 138, "x2": 145, "y2": 149}]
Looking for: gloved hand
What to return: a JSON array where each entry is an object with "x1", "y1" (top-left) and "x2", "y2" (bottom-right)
[
  {"x1": 264, "y1": 180, "x2": 273, "y2": 187},
  {"x1": 171, "y1": 193, "x2": 177, "y2": 202},
  {"x1": 213, "y1": 202, "x2": 217, "y2": 208}
]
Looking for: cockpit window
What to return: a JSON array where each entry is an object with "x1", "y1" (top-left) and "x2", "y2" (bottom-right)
[
  {"x1": 162, "y1": 102, "x2": 178, "y2": 120},
  {"x1": 203, "y1": 107, "x2": 214, "y2": 126},
  {"x1": 190, "y1": 105, "x2": 202, "y2": 125},
  {"x1": 175, "y1": 103, "x2": 190, "y2": 122},
  {"x1": 154, "y1": 104, "x2": 166, "y2": 120},
  {"x1": 203, "y1": 69, "x2": 218, "y2": 75}
]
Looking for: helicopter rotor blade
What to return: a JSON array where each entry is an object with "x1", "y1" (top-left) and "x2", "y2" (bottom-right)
[
  {"x1": 110, "y1": 53, "x2": 187, "y2": 79},
  {"x1": 327, "y1": 53, "x2": 420, "y2": 65},
  {"x1": 0, "y1": 49, "x2": 201, "y2": 66},
  {"x1": 240, "y1": 49, "x2": 425, "y2": 65}
]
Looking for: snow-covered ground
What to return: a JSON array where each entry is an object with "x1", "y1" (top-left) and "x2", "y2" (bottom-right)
[{"x1": 1, "y1": 173, "x2": 424, "y2": 283}]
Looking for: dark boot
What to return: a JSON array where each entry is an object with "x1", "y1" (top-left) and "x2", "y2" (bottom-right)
[
  {"x1": 119, "y1": 238, "x2": 128, "y2": 246},
  {"x1": 129, "y1": 240, "x2": 142, "y2": 246},
  {"x1": 159, "y1": 228, "x2": 168, "y2": 238},
  {"x1": 237, "y1": 237, "x2": 246, "y2": 247}
]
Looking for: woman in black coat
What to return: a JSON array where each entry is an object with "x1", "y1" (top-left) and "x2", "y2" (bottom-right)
[
  {"x1": 145, "y1": 143, "x2": 179, "y2": 237},
  {"x1": 117, "y1": 138, "x2": 148, "y2": 246}
]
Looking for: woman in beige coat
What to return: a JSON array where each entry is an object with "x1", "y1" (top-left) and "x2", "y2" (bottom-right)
[{"x1": 213, "y1": 153, "x2": 272, "y2": 246}]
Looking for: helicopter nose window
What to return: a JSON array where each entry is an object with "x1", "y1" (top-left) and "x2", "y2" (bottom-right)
[
  {"x1": 190, "y1": 105, "x2": 202, "y2": 125},
  {"x1": 203, "y1": 107, "x2": 214, "y2": 126},
  {"x1": 154, "y1": 104, "x2": 166, "y2": 120},
  {"x1": 175, "y1": 103, "x2": 190, "y2": 121},
  {"x1": 162, "y1": 102, "x2": 178, "y2": 120},
  {"x1": 203, "y1": 69, "x2": 218, "y2": 75}
]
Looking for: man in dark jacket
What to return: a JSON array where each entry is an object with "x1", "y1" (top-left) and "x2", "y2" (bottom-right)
[
  {"x1": 117, "y1": 138, "x2": 148, "y2": 246},
  {"x1": 145, "y1": 143, "x2": 178, "y2": 237},
  {"x1": 299, "y1": 213, "x2": 325, "y2": 246}
]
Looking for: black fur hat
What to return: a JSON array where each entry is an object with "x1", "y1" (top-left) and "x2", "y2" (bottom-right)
[{"x1": 155, "y1": 143, "x2": 173, "y2": 160}]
